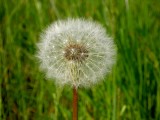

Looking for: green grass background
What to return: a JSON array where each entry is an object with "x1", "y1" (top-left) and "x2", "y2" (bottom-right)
[{"x1": 0, "y1": 0, "x2": 160, "y2": 120}]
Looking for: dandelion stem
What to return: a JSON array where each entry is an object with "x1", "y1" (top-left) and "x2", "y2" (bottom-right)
[{"x1": 72, "y1": 87, "x2": 78, "y2": 120}]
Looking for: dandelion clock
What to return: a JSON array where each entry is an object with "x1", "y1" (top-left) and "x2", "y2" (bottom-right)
[{"x1": 36, "y1": 18, "x2": 117, "y2": 120}]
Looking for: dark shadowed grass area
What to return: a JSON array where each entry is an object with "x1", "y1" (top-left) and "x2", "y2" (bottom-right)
[{"x1": 0, "y1": 0, "x2": 160, "y2": 120}]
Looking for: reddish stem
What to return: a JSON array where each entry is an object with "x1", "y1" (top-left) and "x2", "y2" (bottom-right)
[{"x1": 72, "y1": 87, "x2": 78, "y2": 120}]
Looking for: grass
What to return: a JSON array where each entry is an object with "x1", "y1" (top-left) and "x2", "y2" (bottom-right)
[{"x1": 0, "y1": 0, "x2": 160, "y2": 120}]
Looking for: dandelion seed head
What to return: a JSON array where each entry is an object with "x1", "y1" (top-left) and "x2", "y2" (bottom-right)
[
  {"x1": 36, "y1": 18, "x2": 117, "y2": 88},
  {"x1": 64, "y1": 43, "x2": 89, "y2": 62}
]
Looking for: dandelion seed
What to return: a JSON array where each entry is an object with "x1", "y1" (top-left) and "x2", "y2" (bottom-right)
[
  {"x1": 36, "y1": 18, "x2": 117, "y2": 120},
  {"x1": 36, "y1": 18, "x2": 117, "y2": 88}
]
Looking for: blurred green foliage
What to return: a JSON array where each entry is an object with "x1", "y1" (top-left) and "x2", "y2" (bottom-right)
[{"x1": 0, "y1": 0, "x2": 160, "y2": 120}]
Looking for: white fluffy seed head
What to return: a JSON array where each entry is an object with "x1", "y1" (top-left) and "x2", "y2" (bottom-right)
[{"x1": 36, "y1": 18, "x2": 117, "y2": 88}]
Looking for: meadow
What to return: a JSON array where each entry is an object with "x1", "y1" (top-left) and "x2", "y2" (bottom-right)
[{"x1": 0, "y1": 0, "x2": 160, "y2": 120}]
